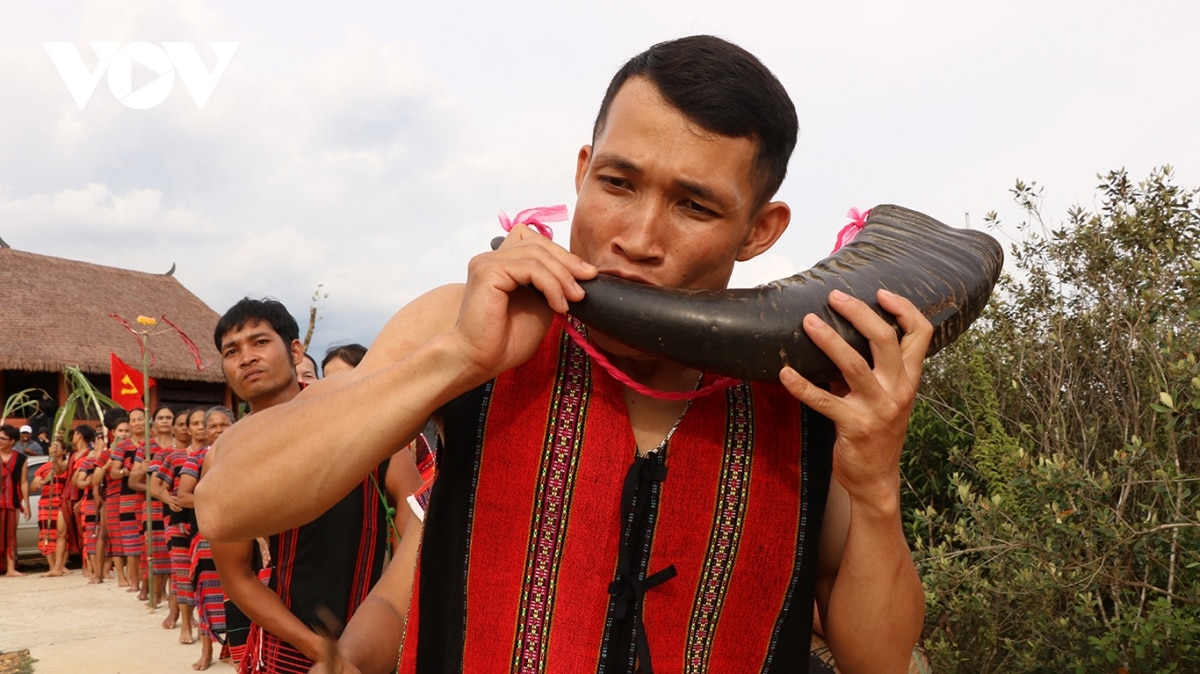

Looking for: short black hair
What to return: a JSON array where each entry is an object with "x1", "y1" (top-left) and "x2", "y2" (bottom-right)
[
  {"x1": 214, "y1": 297, "x2": 300, "y2": 351},
  {"x1": 0, "y1": 425, "x2": 17, "y2": 442},
  {"x1": 74, "y1": 425, "x2": 96, "y2": 443},
  {"x1": 592, "y1": 35, "x2": 798, "y2": 210},
  {"x1": 322, "y1": 343, "x2": 367, "y2": 371},
  {"x1": 103, "y1": 408, "x2": 129, "y2": 430}
]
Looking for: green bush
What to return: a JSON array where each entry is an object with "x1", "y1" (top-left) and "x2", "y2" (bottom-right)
[{"x1": 906, "y1": 167, "x2": 1200, "y2": 672}]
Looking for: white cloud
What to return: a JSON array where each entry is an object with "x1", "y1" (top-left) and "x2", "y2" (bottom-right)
[{"x1": 1, "y1": 0, "x2": 1198, "y2": 363}]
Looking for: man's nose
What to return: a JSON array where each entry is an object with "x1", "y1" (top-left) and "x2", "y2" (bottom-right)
[{"x1": 613, "y1": 199, "x2": 666, "y2": 263}]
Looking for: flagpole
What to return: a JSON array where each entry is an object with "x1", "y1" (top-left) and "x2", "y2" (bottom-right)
[{"x1": 140, "y1": 332, "x2": 155, "y2": 609}]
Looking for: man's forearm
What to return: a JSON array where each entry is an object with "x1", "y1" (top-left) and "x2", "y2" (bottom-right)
[
  {"x1": 338, "y1": 513, "x2": 422, "y2": 674},
  {"x1": 212, "y1": 541, "x2": 324, "y2": 662},
  {"x1": 826, "y1": 489, "x2": 924, "y2": 674},
  {"x1": 198, "y1": 333, "x2": 476, "y2": 541}
]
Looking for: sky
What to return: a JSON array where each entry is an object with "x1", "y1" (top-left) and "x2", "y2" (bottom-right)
[{"x1": 2, "y1": 0, "x2": 1197, "y2": 364}]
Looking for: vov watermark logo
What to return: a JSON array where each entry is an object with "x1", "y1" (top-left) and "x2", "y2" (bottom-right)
[{"x1": 43, "y1": 42, "x2": 239, "y2": 110}]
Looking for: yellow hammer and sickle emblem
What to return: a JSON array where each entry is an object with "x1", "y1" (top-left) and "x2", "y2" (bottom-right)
[{"x1": 120, "y1": 374, "x2": 140, "y2": 396}]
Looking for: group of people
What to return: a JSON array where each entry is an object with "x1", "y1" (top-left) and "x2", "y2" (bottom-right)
[
  {"x1": 2, "y1": 338, "x2": 378, "y2": 672},
  {"x1": 14, "y1": 34, "x2": 935, "y2": 674},
  {"x1": 7, "y1": 405, "x2": 228, "y2": 669},
  {"x1": 189, "y1": 35, "x2": 933, "y2": 674}
]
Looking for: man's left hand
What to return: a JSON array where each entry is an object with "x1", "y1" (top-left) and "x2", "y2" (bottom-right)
[{"x1": 778, "y1": 288, "x2": 932, "y2": 500}]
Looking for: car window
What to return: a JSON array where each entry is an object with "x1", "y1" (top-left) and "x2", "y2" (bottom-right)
[{"x1": 25, "y1": 456, "x2": 49, "y2": 484}]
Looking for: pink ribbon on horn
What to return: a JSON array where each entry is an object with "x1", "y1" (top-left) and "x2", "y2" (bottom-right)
[
  {"x1": 831, "y1": 207, "x2": 870, "y2": 253},
  {"x1": 497, "y1": 204, "x2": 567, "y2": 240}
]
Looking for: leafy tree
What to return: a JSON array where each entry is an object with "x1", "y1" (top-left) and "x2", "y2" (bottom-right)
[{"x1": 907, "y1": 167, "x2": 1200, "y2": 672}]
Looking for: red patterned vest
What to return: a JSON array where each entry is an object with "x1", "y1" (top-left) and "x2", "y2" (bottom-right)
[{"x1": 400, "y1": 323, "x2": 834, "y2": 674}]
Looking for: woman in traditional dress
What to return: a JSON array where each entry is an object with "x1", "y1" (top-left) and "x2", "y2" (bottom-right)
[
  {"x1": 132, "y1": 406, "x2": 176, "y2": 608},
  {"x1": 31, "y1": 450, "x2": 61, "y2": 571},
  {"x1": 100, "y1": 417, "x2": 131, "y2": 586},
  {"x1": 116, "y1": 408, "x2": 147, "y2": 594},
  {"x1": 171, "y1": 407, "x2": 209, "y2": 643},
  {"x1": 55, "y1": 426, "x2": 91, "y2": 576},
  {"x1": 178, "y1": 406, "x2": 234, "y2": 671},
  {"x1": 157, "y1": 408, "x2": 193, "y2": 630},
  {"x1": 155, "y1": 408, "x2": 204, "y2": 642},
  {"x1": 75, "y1": 426, "x2": 104, "y2": 583}
]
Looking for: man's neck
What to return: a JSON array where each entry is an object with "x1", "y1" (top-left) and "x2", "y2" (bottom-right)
[
  {"x1": 247, "y1": 382, "x2": 302, "y2": 415},
  {"x1": 589, "y1": 330, "x2": 702, "y2": 393}
]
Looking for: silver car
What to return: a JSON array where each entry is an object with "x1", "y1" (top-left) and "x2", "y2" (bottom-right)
[{"x1": 17, "y1": 454, "x2": 49, "y2": 560}]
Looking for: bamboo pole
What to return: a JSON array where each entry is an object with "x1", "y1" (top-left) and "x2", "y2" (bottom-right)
[{"x1": 141, "y1": 333, "x2": 156, "y2": 609}]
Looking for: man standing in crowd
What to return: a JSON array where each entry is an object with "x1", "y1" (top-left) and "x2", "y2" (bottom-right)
[
  {"x1": 1, "y1": 425, "x2": 31, "y2": 576},
  {"x1": 207, "y1": 297, "x2": 416, "y2": 674},
  {"x1": 14, "y1": 425, "x2": 44, "y2": 456},
  {"x1": 200, "y1": 35, "x2": 928, "y2": 674}
]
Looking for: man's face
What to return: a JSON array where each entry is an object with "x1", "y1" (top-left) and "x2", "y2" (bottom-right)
[
  {"x1": 128, "y1": 410, "x2": 145, "y2": 437},
  {"x1": 219, "y1": 320, "x2": 301, "y2": 405},
  {"x1": 19, "y1": 431, "x2": 30, "y2": 442},
  {"x1": 571, "y1": 77, "x2": 786, "y2": 292},
  {"x1": 114, "y1": 423, "x2": 132, "y2": 441}
]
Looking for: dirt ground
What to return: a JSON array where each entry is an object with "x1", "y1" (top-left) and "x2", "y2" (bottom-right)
[{"x1": 0, "y1": 559, "x2": 236, "y2": 674}]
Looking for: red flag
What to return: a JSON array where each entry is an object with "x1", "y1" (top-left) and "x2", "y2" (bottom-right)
[{"x1": 110, "y1": 353, "x2": 154, "y2": 411}]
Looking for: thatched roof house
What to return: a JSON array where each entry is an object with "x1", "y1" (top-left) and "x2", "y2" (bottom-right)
[{"x1": 0, "y1": 246, "x2": 230, "y2": 423}]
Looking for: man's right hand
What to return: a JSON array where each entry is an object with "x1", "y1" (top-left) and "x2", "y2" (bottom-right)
[{"x1": 452, "y1": 223, "x2": 596, "y2": 382}]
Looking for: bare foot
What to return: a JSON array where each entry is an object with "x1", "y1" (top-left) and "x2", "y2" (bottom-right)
[
  {"x1": 43, "y1": 570, "x2": 63, "y2": 578},
  {"x1": 180, "y1": 631, "x2": 195, "y2": 645},
  {"x1": 192, "y1": 653, "x2": 212, "y2": 670},
  {"x1": 88, "y1": 576, "x2": 99, "y2": 585},
  {"x1": 126, "y1": 585, "x2": 139, "y2": 593},
  {"x1": 162, "y1": 613, "x2": 178, "y2": 630},
  {"x1": 5, "y1": 569, "x2": 25, "y2": 577}
]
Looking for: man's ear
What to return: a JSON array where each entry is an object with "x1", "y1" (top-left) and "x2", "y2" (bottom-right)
[
  {"x1": 736, "y1": 200, "x2": 791, "y2": 262},
  {"x1": 574, "y1": 144, "x2": 593, "y2": 194},
  {"x1": 290, "y1": 340, "x2": 304, "y2": 366}
]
